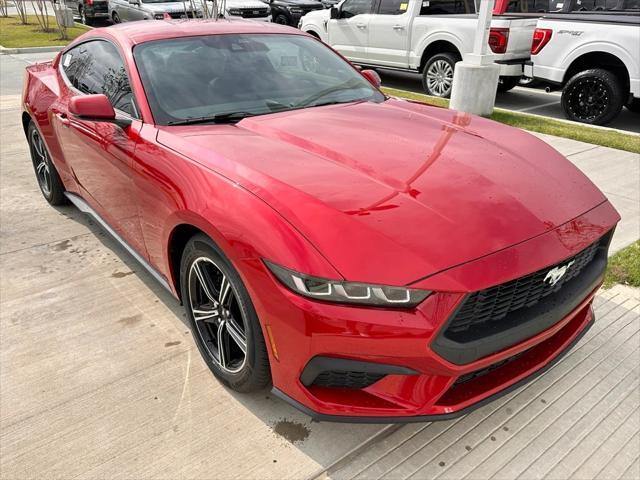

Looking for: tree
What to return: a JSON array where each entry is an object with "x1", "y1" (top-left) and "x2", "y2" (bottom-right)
[
  {"x1": 0, "y1": 0, "x2": 9, "y2": 18},
  {"x1": 32, "y1": 0, "x2": 52, "y2": 32},
  {"x1": 14, "y1": 0, "x2": 29, "y2": 24}
]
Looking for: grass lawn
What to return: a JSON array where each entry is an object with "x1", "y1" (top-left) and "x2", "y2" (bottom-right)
[
  {"x1": 604, "y1": 241, "x2": 640, "y2": 289},
  {"x1": 382, "y1": 87, "x2": 640, "y2": 154},
  {"x1": 0, "y1": 15, "x2": 89, "y2": 48}
]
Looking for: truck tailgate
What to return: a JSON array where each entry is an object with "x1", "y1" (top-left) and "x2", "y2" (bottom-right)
[{"x1": 492, "y1": 17, "x2": 537, "y2": 61}]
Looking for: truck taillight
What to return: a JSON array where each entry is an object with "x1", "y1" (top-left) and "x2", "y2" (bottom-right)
[
  {"x1": 531, "y1": 28, "x2": 552, "y2": 55},
  {"x1": 85, "y1": 0, "x2": 93, "y2": 5},
  {"x1": 488, "y1": 28, "x2": 509, "y2": 54}
]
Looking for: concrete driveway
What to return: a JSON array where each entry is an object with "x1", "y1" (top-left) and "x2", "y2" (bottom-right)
[{"x1": 1, "y1": 52, "x2": 638, "y2": 479}]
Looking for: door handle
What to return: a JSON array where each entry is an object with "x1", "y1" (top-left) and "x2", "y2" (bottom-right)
[
  {"x1": 55, "y1": 112, "x2": 70, "y2": 127},
  {"x1": 356, "y1": 23, "x2": 367, "y2": 29},
  {"x1": 392, "y1": 24, "x2": 405, "y2": 30}
]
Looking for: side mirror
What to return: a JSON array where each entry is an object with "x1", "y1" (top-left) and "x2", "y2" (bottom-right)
[
  {"x1": 361, "y1": 69, "x2": 381, "y2": 88},
  {"x1": 330, "y1": 6, "x2": 339, "y2": 18},
  {"x1": 69, "y1": 94, "x2": 131, "y2": 129}
]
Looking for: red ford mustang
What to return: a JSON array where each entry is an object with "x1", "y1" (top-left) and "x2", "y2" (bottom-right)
[{"x1": 23, "y1": 20, "x2": 620, "y2": 422}]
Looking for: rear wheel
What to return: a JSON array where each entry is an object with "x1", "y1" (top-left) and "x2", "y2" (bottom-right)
[
  {"x1": 80, "y1": 6, "x2": 94, "y2": 25},
  {"x1": 27, "y1": 122, "x2": 67, "y2": 206},
  {"x1": 180, "y1": 234, "x2": 271, "y2": 393},
  {"x1": 112, "y1": 11, "x2": 121, "y2": 23},
  {"x1": 497, "y1": 76, "x2": 520, "y2": 93},
  {"x1": 561, "y1": 69, "x2": 625, "y2": 125},
  {"x1": 422, "y1": 52, "x2": 459, "y2": 98}
]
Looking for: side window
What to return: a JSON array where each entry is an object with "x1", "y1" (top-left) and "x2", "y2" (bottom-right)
[
  {"x1": 377, "y1": 0, "x2": 410, "y2": 14},
  {"x1": 341, "y1": 0, "x2": 373, "y2": 17},
  {"x1": 420, "y1": 0, "x2": 475, "y2": 15},
  {"x1": 505, "y1": 0, "x2": 549, "y2": 11},
  {"x1": 61, "y1": 41, "x2": 136, "y2": 117}
]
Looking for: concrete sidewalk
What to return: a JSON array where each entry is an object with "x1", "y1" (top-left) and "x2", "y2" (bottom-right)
[{"x1": 1, "y1": 52, "x2": 639, "y2": 478}]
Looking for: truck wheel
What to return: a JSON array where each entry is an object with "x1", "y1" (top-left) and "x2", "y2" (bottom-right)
[
  {"x1": 497, "y1": 76, "x2": 520, "y2": 93},
  {"x1": 561, "y1": 69, "x2": 625, "y2": 125},
  {"x1": 80, "y1": 6, "x2": 94, "y2": 25},
  {"x1": 422, "y1": 52, "x2": 459, "y2": 98},
  {"x1": 274, "y1": 14, "x2": 289, "y2": 25},
  {"x1": 625, "y1": 98, "x2": 640, "y2": 113}
]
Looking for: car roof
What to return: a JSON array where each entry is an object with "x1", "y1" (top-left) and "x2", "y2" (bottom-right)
[{"x1": 85, "y1": 19, "x2": 306, "y2": 48}]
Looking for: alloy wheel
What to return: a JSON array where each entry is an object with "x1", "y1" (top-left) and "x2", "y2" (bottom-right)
[
  {"x1": 188, "y1": 257, "x2": 248, "y2": 373},
  {"x1": 565, "y1": 78, "x2": 609, "y2": 122},
  {"x1": 426, "y1": 59, "x2": 453, "y2": 97},
  {"x1": 30, "y1": 128, "x2": 52, "y2": 197}
]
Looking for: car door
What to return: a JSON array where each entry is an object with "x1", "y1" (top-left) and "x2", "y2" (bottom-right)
[
  {"x1": 51, "y1": 39, "x2": 148, "y2": 257},
  {"x1": 327, "y1": 0, "x2": 374, "y2": 64},
  {"x1": 366, "y1": 0, "x2": 411, "y2": 67}
]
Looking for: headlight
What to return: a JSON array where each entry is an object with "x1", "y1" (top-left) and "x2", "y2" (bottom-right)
[
  {"x1": 228, "y1": 8, "x2": 241, "y2": 14},
  {"x1": 289, "y1": 7, "x2": 302, "y2": 13},
  {"x1": 154, "y1": 13, "x2": 164, "y2": 19},
  {"x1": 265, "y1": 260, "x2": 431, "y2": 308}
]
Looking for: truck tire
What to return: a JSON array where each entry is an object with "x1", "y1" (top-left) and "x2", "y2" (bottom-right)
[
  {"x1": 625, "y1": 98, "x2": 640, "y2": 113},
  {"x1": 274, "y1": 13, "x2": 290, "y2": 25},
  {"x1": 422, "y1": 52, "x2": 459, "y2": 98},
  {"x1": 561, "y1": 69, "x2": 625, "y2": 125},
  {"x1": 497, "y1": 76, "x2": 520, "y2": 93},
  {"x1": 79, "y1": 6, "x2": 94, "y2": 25}
]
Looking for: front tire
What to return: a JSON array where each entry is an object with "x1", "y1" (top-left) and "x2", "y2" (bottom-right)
[
  {"x1": 112, "y1": 11, "x2": 121, "y2": 23},
  {"x1": 273, "y1": 13, "x2": 289, "y2": 25},
  {"x1": 422, "y1": 52, "x2": 459, "y2": 98},
  {"x1": 180, "y1": 234, "x2": 271, "y2": 393},
  {"x1": 27, "y1": 122, "x2": 67, "y2": 206},
  {"x1": 561, "y1": 69, "x2": 625, "y2": 125}
]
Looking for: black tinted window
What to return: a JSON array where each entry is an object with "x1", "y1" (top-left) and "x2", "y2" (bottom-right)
[
  {"x1": 341, "y1": 0, "x2": 373, "y2": 17},
  {"x1": 505, "y1": 0, "x2": 549, "y2": 11},
  {"x1": 62, "y1": 41, "x2": 136, "y2": 117},
  {"x1": 420, "y1": 0, "x2": 475, "y2": 15},
  {"x1": 378, "y1": 0, "x2": 410, "y2": 14}
]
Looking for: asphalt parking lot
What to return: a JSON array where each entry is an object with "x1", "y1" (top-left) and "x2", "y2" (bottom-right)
[
  {"x1": 378, "y1": 69, "x2": 640, "y2": 135},
  {"x1": 1, "y1": 51, "x2": 639, "y2": 479}
]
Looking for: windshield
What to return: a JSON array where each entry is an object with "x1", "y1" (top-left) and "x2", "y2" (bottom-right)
[{"x1": 133, "y1": 34, "x2": 385, "y2": 125}]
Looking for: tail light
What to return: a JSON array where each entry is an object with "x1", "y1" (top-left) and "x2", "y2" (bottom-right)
[
  {"x1": 85, "y1": 0, "x2": 93, "y2": 5},
  {"x1": 531, "y1": 28, "x2": 553, "y2": 55},
  {"x1": 488, "y1": 28, "x2": 510, "y2": 54}
]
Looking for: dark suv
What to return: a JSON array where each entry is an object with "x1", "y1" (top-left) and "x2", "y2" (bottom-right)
[
  {"x1": 270, "y1": 0, "x2": 323, "y2": 26},
  {"x1": 64, "y1": 0, "x2": 110, "y2": 25}
]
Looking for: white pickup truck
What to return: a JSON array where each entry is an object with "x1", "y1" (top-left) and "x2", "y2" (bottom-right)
[
  {"x1": 300, "y1": 0, "x2": 537, "y2": 97},
  {"x1": 524, "y1": 13, "x2": 640, "y2": 125}
]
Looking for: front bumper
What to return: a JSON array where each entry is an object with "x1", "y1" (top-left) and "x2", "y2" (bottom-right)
[{"x1": 244, "y1": 201, "x2": 618, "y2": 421}]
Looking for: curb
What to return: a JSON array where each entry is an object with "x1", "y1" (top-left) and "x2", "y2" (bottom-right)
[
  {"x1": 382, "y1": 87, "x2": 640, "y2": 139},
  {"x1": 0, "y1": 45, "x2": 64, "y2": 55}
]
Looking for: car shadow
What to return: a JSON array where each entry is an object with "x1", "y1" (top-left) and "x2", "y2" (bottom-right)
[{"x1": 56, "y1": 201, "x2": 391, "y2": 474}]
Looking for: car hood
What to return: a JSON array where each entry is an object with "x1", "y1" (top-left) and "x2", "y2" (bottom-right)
[{"x1": 157, "y1": 99, "x2": 606, "y2": 286}]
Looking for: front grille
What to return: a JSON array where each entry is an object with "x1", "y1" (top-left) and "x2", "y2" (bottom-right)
[
  {"x1": 239, "y1": 8, "x2": 269, "y2": 17},
  {"x1": 446, "y1": 240, "x2": 601, "y2": 337},
  {"x1": 312, "y1": 371, "x2": 385, "y2": 389},
  {"x1": 454, "y1": 351, "x2": 525, "y2": 386},
  {"x1": 168, "y1": 11, "x2": 195, "y2": 18},
  {"x1": 299, "y1": 4, "x2": 324, "y2": 12}
]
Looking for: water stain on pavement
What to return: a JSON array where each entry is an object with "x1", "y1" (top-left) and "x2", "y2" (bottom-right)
[
  {"x1": 118, "y1": 314, "x2": 143, "y2": 327},
  {"x1": 52, "y1": 239, "x2": 71, "y2": 251},
  {"x1": 112, "y1": 270, "x2": 135, "y2": 278},
  {"x1": 273, "y1": 419, "x2": 310, "y2": 444}
]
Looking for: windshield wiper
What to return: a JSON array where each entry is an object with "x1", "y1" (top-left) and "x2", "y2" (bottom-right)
[
  {"x1": 167, "y1": 111, "x2": 256, "y2": 126},
  {"x1": 293, "y1": 78, "x2": 365, "y2": 108}
]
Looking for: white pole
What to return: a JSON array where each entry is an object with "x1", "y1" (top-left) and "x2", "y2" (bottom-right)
[{"x1": 472, "y1": 0, "x2": 494, "y2": 57}]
